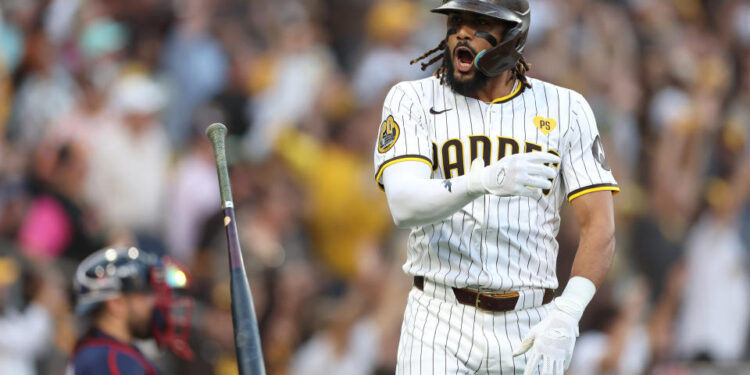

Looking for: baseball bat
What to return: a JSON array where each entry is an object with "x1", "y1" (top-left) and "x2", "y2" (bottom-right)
[{"x1": 206, "y1": 123, "x2": 266, "y2": 375}]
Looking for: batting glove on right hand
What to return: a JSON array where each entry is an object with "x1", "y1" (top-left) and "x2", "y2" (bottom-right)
[{"x1": 467, "y1": 152, "x2": 560, "y2": 199}]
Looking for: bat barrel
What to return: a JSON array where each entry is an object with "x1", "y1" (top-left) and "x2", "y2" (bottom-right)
[{"x1": 231, "y1": 264, "x2": 265, "y2": 374}]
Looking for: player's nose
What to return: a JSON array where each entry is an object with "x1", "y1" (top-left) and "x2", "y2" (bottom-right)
[{"x1": 455, "y1": 23, "x2": 475, "y2": 41}]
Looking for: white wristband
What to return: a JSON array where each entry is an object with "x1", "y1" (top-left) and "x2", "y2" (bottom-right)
[{"x1": 555, "y1": 276, "x2": 597, "y2": 320}]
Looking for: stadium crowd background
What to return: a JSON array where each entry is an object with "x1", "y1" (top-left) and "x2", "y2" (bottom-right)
[{"x1": 0, "y1": 0, "x2": 748, "y2": 374}]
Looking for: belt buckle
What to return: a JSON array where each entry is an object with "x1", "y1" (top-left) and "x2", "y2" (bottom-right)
[
  {"x1": 475, "y1": 291, "x2": 520, "y2": 312},
  {"x1": 474, "y1": 291, "x2": 490, "y2": 311}
]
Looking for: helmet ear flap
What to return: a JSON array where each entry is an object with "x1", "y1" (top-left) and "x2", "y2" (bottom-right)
[
  {"x1": 474, "y1": 49, "x2": 488, "y2": 70},
  {"x1": 474, "y1": 26, "x2": 523, "y2": 76}
]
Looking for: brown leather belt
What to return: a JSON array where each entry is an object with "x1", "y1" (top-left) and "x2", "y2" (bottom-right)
[{"x1": 414, "y1": 276, "x2": 554, "y2": 312}]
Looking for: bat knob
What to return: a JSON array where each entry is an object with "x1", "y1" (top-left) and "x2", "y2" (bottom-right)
[{"x1": 206, "y1": 123, "x2": 228, "y2": 141}]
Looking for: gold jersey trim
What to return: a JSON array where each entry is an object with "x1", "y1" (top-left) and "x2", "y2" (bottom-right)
[
  {"x1": 568, "y1": 184, "x2": 620, "y2": 203},
  {"x1": 375, "y1": 155, "x2": 434, "y2": 190},
  {"x1": 490, "y1": 80, "x2": 524, "y2": 104}
]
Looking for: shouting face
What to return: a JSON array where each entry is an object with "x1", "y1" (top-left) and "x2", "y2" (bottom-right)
[{"x1": 443, "y1": 12, "x2": 506, "y2": 96}]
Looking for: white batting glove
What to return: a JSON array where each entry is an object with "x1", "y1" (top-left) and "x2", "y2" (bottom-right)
[
  {"x1": 467, "y1": 152, "x2": 560, "y2": 199},
  {"x1": 513, "y1": 277, "x2": 596, "y2": 375}
]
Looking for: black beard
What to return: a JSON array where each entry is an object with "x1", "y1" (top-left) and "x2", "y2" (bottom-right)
[
  {"x1": 131, "y1": 319, "x2": 153, "y2": 339},
  {"x1": 443, "y1": 47, "x2": 490, "y2": 97},
  {"x1": 129, "y1": 310, "x2": 155, "y2": 339}
]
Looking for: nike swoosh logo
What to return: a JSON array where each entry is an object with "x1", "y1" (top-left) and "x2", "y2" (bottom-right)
[{"x1": 430, "y1": 107, "x2": 453, "y2": 115}]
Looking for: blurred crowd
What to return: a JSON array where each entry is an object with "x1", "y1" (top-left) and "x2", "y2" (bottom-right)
[{"x1": 0, "y1": 0, "x2": 748, "y2": 374}]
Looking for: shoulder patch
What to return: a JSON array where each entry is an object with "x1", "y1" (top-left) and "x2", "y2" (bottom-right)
[
  {"x1": 591, "y1": 135, "x2": 611, "y2": 171},
  {"x1": 378, "y1": 115, "x2": 400, "y2": 153}
]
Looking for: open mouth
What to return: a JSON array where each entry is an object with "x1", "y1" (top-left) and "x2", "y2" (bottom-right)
[{"x1": 454, "y1": 46, "x2": 476, "y2": 73}]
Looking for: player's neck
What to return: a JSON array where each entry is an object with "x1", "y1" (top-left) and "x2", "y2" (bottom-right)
[{"x1": 474, "y1": 70, "x2": 516, "y2": 103}]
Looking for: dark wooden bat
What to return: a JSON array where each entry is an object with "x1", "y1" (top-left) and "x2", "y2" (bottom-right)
[{"x1": 206, "y1": 123, "x2": 266, "y2": 375}]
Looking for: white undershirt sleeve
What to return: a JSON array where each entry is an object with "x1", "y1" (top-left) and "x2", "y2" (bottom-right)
[{"x1": 383, "y1": 161, "x2": 481, "y2": 228}]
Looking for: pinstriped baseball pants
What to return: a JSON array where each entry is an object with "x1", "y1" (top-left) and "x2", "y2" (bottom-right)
[{"x1": 396, "y1": 279, "x2": 551, "y2": 374}]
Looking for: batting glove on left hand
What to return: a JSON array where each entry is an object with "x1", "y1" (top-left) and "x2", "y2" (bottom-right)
[
  {"x1": 512, "y1": 297, "x2": 580, "y2": 375},
  {"x1": 512, "y1": 277, "x2": 596, "y2": 375}
]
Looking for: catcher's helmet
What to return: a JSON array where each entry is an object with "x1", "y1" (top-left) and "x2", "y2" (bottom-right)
[
  {"x1": 74, "y1": 246, "x2": 160, "y2": 314},
  {"x1": 74, "y1": 246, "x2": 194, "y2": 359},
  {"x1": 432, "y1": 0, "x2": 530, "y2": 77}
]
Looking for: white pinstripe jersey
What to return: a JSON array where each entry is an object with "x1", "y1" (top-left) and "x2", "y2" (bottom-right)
[{"x1": 374, "y1": 76, "x2": 619, "y2": 291}]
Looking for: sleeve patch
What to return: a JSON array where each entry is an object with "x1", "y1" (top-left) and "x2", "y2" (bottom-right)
[
  {"x1": 377, "y1": 115, "x2": 400, "y2": 153},
  {"x1": 591, "y1": 135, "x2": 611, "y2": 171}
]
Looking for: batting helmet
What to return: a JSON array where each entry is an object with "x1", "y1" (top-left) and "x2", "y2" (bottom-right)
[{"x1": 432, "y1": 0, "x2": 530, "y2": 77}]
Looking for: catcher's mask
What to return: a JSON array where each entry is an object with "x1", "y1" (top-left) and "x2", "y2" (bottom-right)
[
  {"x1": 74, "y1": 246, "x2": 195, "y2": 360},
  {"x1": 432, "y1": 0, "x2": 530, "y2": 76}
]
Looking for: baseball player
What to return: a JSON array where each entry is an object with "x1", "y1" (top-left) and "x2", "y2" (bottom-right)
[
  {"x1": 67, "y1": 246, "x2": 194, "y2": 375},
  {"x1": 373, "y1": 1, "x2": 618, "y2": 374}
]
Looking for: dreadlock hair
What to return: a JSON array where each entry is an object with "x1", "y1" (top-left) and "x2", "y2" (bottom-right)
[
  {"x1": 512, "y1": 57, "x2": 532, "y2": 89},
  {"x1": 410, "y1": 39, "x2": 448, "y2": 83},
  {"x1": 410, "y1": 39, "x2": 532, "y2": 88}
]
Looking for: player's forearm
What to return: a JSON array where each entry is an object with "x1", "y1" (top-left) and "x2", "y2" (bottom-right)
[
  {"x1": 569, "y1": 209, "x2": 615, "y2": 288},
  {"x1": 547, "y1": 191, "x2": 616, "y2": 326},
  {"x1": 386, "y1": 175, "x2": 480, "y2": 228},
  {"x1": 383, "y1": 163, "x2": 480, "y2": 228}
]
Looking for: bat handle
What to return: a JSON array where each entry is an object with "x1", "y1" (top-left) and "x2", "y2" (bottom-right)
[{"x1": 206, "y1": 123, "x2": 234, "y2": 208}]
